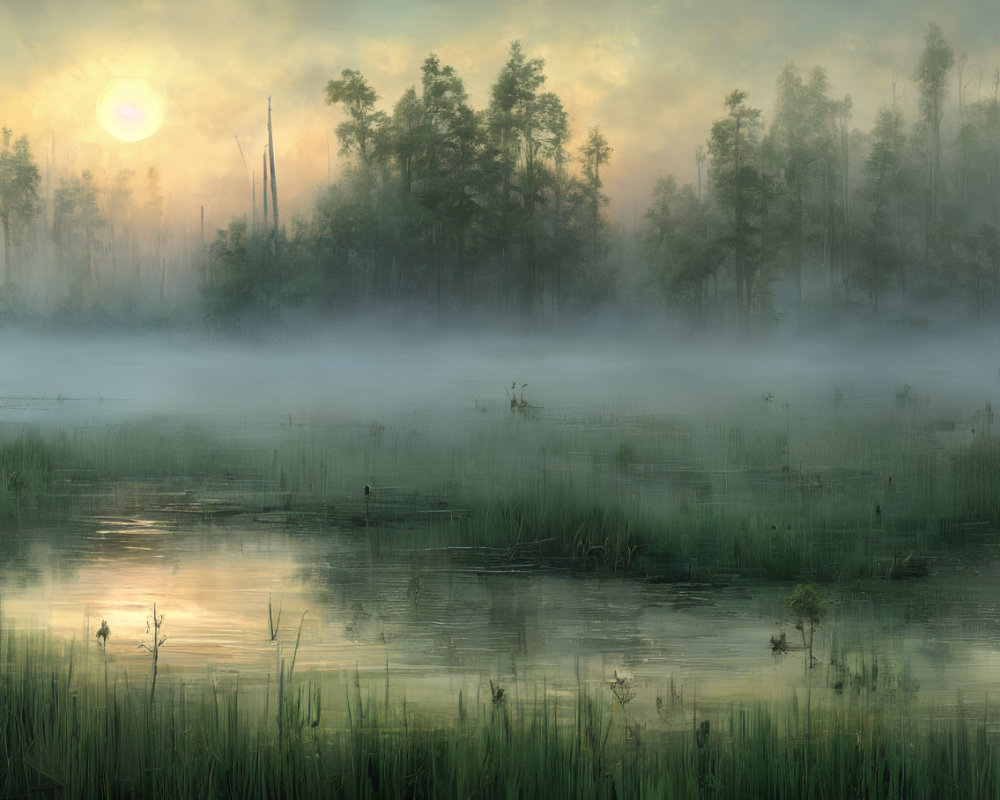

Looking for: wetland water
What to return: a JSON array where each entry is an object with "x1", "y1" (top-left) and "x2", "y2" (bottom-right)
[
  {"x1": 3, "y1": 508, "x2": 1000, "y2": 727},
  {"x1": 2, "y1": 513, "x2": 786, "y2": 716},
  {"x1": 3, "y1": 328, "x2": 1000, "y2": 728}
]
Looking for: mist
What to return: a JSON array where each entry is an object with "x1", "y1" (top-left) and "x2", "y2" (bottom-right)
[
  {"x1": 0, "y1": 21, "x2": 996, "y2": 344},
  {"x1": 5, "y1": 6, "x2": 1000, "y2": 794},
  {"x1": 5, "y1": 317, "x2": 998, "y2": 426}
]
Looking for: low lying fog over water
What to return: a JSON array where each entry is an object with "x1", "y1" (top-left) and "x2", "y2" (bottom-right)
[{"x1": 5, "y1": 322, "x2": 1000, "y2": 424}]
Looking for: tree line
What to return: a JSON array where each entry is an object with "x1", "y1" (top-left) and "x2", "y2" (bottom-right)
[
  {"x1": 0, "y1": 144, "x2": 183, "y2": 324},
  {"x1": 647, "y1": 22, "x2": 1000, "y2": 328},
  {"x1": 2, "y1": 25, "x2": 998, "y2": 329},
  {"x1": 204, "y1": 42, "x2": 616, "y2": 325}
]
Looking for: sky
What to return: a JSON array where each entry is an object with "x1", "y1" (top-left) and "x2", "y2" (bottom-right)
[{"x1": 2, "y1": 0, "x2": 998, "y2": 232}]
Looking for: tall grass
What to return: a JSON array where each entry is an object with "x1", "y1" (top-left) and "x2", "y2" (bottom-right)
[
  {"x1": 3, "y1": 393, "x2": 1000, "y2": 581},
  {"x1": 1, "y1": 630, "x2": 998, "y2": 798}
]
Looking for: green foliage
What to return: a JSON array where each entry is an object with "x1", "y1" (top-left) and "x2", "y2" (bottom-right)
[
  {"x1": 7, "y1": 387, "x2": 1000, "y2": 581},
  {"x1": 785, "y1": 583, "x2": 826, "y2": 669},
  {"x1": 914, "y1": 23, "x2": 955, "y2": 110},
  {"x1": 53, "y1": 170, "x2": 103, "y2": 304},
  {"x1": 0, "y1": 283, "x2": 34, "y2": 324},
  {"x1": 644, "y1": 175, "x2": 720, "y2": 321},
  {"x1": 325, "y1": 68, "x2": 388, "y2": 167},
  {"x1": 0, "y1": 127, "x2": 41, "y2": 283},
  {"x1": 913, "y1": 20, "x2": 954, "y2": 217},
  {"x1": 708, "y1": 89, "x2": 769, "y2": 318},
  {"x1": 769, "y1": 64, "x2": 843, "y2": 309},
  {"x1": 580, "y1": 127, "x2": 614, "y2": 286},
  {"x1": 204, "y1": 44, "x2": 615, "y2": 318},
  {"x1": 852, "y1": 104, "x2": 909, "y2": 310},
  {"x1": 202, "y1": 217, "x2": 320, "y2": 324},
  {"x1": 0, "y1": 631, "x2": 998, "y2": 798},
  {"x1": 182, "y1": 23, "x2": 998, "y2": 326},
  {"x1": 957, "y1": 99, "x2": 1000, "y2": 235},
  {"x1": 785, "y1": 583, "x2": 826, "y2": 628},
  {"x1": 640, "y1": 25, "x2": 993, "y2": 327},
  {"x1": 2, "y1": 24, "x2": 1000, "y2": 326}
]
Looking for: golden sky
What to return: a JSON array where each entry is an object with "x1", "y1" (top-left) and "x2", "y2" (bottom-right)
[{"x1": 2, "y1": 0, "x2": 997, "y2": 230}]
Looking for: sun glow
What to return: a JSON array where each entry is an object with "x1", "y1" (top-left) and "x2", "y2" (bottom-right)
[{"x1": 96, "y1": 78, "x2": 165, "y2": 142}]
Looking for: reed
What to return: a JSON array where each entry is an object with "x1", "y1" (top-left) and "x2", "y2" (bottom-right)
[
  {"x1": 1, "y1": 630, "x2": 998, "y2": 798},
  {"x1": 3, "y1": 391, "x2": 1000, "y2": 582}
]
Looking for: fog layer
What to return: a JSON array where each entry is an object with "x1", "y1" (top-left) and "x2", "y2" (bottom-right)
[{"x1": 4, "y1": 324, "x2": 998, "y2": 430}]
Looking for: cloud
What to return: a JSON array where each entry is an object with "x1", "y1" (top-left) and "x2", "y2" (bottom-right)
[
  {"x1": 356, "y1": 37, "x2": 419, "y2": 79},
  {"x1": 2, "y1": 0, "x2": 997, "y2": 227}
]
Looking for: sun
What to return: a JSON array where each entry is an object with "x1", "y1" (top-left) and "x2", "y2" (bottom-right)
[{"x1": 96, "y1": 78, "x2": 165, "y2": 142}]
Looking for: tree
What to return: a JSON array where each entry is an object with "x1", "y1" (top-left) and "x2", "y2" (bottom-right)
[
  {"x1": 486, "y1": 41, "x2": 549, "y2": 310},
  {"x1": 310, "y1": 177, "x2": 392, "y2": 306},
  {"x1": 138, "y1": 167, "x2": 167, "y2": 305},
  {"x1": 580, "y1": 126, "x2": 613, "y2": 270},
  {"x1": 104, "y1": 169, "x2": 134, "y2": 294},
  {"x1": 203, "y1": 217, "x2": 306, "y2": 324},
  {"x1": 391, "y1": 86, "x2": 423, "y2": 200},
  {"x1": 203, "y1": 218, "x2": 262, "y2": 321},
  {"x1": 420, "y1": 54, "x2": 474, "y2": 183},
  {"x1": 770, "y1": 64, "x2": 840, "y2": 308},
  {"x1": 913, "y1": 22, "x2": 954, "y2": 219},
  {"x1": 956, "y1": 98, "x2": 1000, "y2": 230},
  {"x1": 53, "y1": 171, "x2": 102, "y2": 303},
  {"x1": 947, "y1": 223, "x2": 1000, "y2": 315},
  {"x1": 645, "y1": 174, "x2": 720, "y2": 323},
  {"x1": 858, "y1": 105, "x2": 907, "y2": 309},
  {"x1": 830, "y1": 94, "x2": 853, "y2": 294},
  {"x1": 536, "y1": 92, "x2": 570, "y2": 304},
  {"x1": 708, "y1": 89, "x2": 765, "y2": 320},
  {"x1": 325, "y1": 69, "x2": 388, "y2": 171},
  {"x1": 0, "y1": 128, "x2": 41, "y2": 285},
  {"x1": 785, "y1": 583, "x2": 825, "y2": 671},
  {"x1": 309, "y1": 45, "x2": 613, "y2": 315},
  {"x1": 416, "y1": 54, "x2": 479, "y2": 306}
]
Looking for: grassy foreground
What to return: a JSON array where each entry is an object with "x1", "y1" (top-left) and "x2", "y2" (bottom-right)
[{"x1": 1, "y1": 632, "x2": 998, "y2": 799}]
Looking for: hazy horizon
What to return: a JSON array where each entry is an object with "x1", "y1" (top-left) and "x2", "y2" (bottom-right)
[
  {"x1": 3, "y1": 1, "x2": 997, "y2": 230},
  {"x1": 3, "y1": 316, "x2": 998, "y2": 431}
]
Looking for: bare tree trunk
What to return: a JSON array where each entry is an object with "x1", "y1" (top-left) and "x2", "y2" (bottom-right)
[
  {"x1": 2, "y1": 218, "x2": 10, "y2": 286},
  {"x1": 268, "y1": 96, "x2": 279, "y2": 233},
  {"x1": 262, "y1": 151, "x2": 268, "y2": 228}
]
